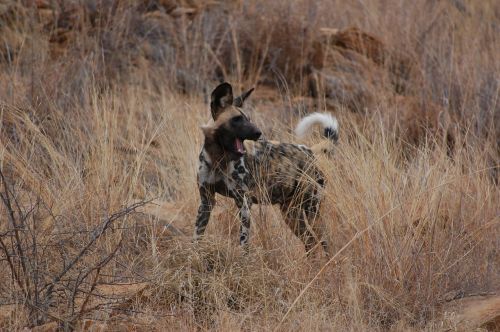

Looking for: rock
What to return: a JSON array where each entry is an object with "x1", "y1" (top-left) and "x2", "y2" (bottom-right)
[{"x1": 441, "y1": 294, "x2": 500, "y2": 331}]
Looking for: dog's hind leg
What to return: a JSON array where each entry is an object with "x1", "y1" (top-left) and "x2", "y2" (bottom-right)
[
  {"x1": 280, "y1": 202, "x2": 317, "y2": 253},
  {"x1": 194, "y1": 185, "x2": 215, "y2": 240},
  {"x1": 303, "y1": 194, "x2": 329, "y2": 254}
]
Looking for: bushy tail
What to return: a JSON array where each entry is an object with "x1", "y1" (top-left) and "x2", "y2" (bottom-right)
[
  {"x1": 295, "y1": 112, "x2": 339, "y2": 142},
  {"x1": 295, "y1": 112, "x2": 339, "y2": 155}
]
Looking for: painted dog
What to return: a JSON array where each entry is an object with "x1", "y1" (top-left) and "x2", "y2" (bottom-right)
[{"x1": 194, "y1": 82, "x2": 338, "y2": 254}]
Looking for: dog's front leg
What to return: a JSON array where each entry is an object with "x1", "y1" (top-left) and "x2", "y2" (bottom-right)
[
  {"x1": 194, "y1": 185, "x2": 215, "y2": 241},
  {"x1": 235, "y1": 195, "x2": 252, "y2": 247}
]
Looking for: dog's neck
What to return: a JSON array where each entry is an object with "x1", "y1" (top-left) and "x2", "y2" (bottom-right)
[{"x1": 202, "y1": 136, "x2": 233, "y2": 171}]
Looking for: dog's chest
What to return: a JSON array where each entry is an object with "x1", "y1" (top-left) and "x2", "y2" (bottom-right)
[{"x1": 197, "y1": 151, "x2": 252, "y2": 197}]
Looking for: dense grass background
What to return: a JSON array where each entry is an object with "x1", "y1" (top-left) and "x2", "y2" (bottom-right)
[{"x1": 0, "y1": 0, "x2": 498, "y2": 330}]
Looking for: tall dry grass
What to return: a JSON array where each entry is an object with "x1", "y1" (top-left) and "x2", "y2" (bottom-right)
[{"x1": 0, "y1": 0, "x2": 499, "y2": 330}]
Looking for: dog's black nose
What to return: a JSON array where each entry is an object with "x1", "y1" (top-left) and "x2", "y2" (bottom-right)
[{"x1": 253, "y1": 131, "x2": 262, "y2": 140}]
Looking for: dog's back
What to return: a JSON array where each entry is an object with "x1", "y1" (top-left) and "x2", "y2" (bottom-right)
[{"x1": 242, "y1": 140, "x2": 324, "y2": 205}]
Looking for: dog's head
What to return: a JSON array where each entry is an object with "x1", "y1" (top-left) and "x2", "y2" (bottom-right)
[{"x1": 202, "y1": 82, "x2": 262, "y2": 160}]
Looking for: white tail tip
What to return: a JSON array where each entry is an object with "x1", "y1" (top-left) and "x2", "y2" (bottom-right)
[{"x1": 295, "y1": 112, "x2": 339, "y2": 140}]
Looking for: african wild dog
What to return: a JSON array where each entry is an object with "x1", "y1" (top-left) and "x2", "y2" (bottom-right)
[{"x1": 194, "y1": 82, "x2": 339, "y2": 254}]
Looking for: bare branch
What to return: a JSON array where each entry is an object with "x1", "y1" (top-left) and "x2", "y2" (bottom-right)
[{"x1": 42, "y1": 200, "x2": 152, "y2": 294}]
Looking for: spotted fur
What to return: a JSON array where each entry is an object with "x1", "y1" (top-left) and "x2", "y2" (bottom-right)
[{"x1": 194, "y1": 82, "x2": 339, "y2": 255}]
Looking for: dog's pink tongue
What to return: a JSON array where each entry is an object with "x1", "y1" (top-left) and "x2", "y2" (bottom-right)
[{"x1": 235, "y1": 138, "x2": 245, "y2": 154}]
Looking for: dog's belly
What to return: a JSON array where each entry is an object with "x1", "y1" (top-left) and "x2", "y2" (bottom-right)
[
  {"x1": 211, "y1": 179, "x2": 281, "y2": 205},
  {"x1": 249, "y1": 186, "x2": 292, "y2": 205},
  {"x1": 246, "y1": 157, "x2": 314, "y2": 205},
  {"x1": 212, "y1": 180, "x2": 241, "y2": 200},
  {"x1": 209, "y1": 174, "x2": 290, "y2": 206}
]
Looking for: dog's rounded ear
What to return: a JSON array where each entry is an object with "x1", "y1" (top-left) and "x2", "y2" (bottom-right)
[
  {"x1": 210, "y1": 83, "x2": 234, "y2": 119},
  {"x1": 233, "y1": 87, "x2": 255, "y2": 107}
]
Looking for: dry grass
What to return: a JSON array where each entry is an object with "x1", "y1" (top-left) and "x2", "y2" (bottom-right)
[{"x1": 0, "y1": 0, "x2": 499, "y2": 330}]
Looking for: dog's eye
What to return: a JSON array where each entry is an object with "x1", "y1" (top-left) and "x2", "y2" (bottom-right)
[{"x1": 232, "y1": 116, "x2": 244, "y2": 123}]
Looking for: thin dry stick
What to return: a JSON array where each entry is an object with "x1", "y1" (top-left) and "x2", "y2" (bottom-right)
[
  {"x1": 73, "y1": 265, "x2": 101, "y2": 322},
  {"x1": 230, "y1": 18, "x2": 242, "y2": 86},
  {"x1": 204, "y1": 43, "x2": 228, "y2": 80},
  {"x1": 0, "y1": 169, "x2": 33, "y2": 303},
  {"x1": 0, "y1": 236, "x2": 24, "y2": 294},
  {"x1": 74, "y1": 236, "x2": 124, "y2": 322}
]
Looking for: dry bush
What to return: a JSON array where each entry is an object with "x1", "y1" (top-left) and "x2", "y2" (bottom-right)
[{"x1": 0, "y1": 0, "x2": 499, "y2": 330}]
